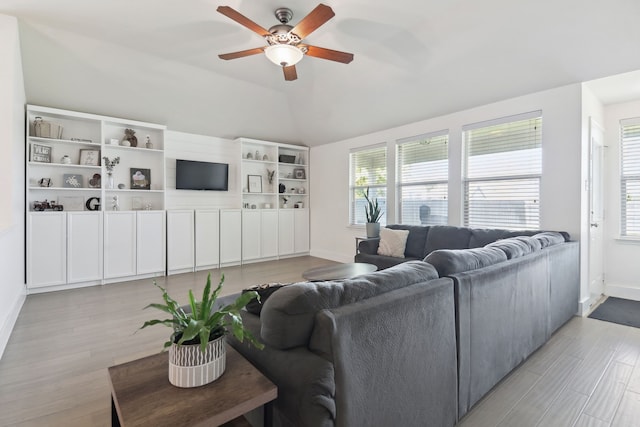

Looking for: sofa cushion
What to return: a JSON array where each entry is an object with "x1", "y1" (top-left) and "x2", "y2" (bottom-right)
[
  {"x1": 485, "y1": 238, "x2": 534, "y2": 259},
  {"x1": 377, "y1": 227, "x2": 410, "y2": 258},
  {"x1": 387, "y1": 224, "x2": 429, "y2": 258},
  {"x1": 512, "y1": 235, "x2": 542, "y2": 252},
  {"x1": 533, "y1": 231, "x2": 566, "y2": 248},
  {"x1": 424, "y1": 247, "x2": 508, "y2": 276},
  {"x1": 260, "y1": 261, "x2": 439, "y2": 349},
  {"x1": 468, "y1": 228, "x2": 541, "y2": 248},
  {"x1": 424, "y1": 225, "x2": 473, "y2": 256}
]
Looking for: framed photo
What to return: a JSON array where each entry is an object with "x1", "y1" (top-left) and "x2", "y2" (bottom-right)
[
  {"x1": 63, "y1": 174, "x2": 83, "y2": 188},
  {"x1": 79, "y1": 149, "x2": 100, "y2": 166},
  {"x1": 88, "y1": 173, "x2": 101, "y2": 188},
  {"x1": 30, "y1": 143, "x2": 51, "y2": 163},
  {"x1": 294, "y1": 168, "x2": 306, "y2": 180},
  {"x1": 248, "y1": 175, "x2": 262, "y2": 193},
  {"x1": 130, "y1": 168, "x2": 151, "y2": 190}
]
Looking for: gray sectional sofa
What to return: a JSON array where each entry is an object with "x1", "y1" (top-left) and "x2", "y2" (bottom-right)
[{"x1": 223, "y1": 225, "x2": 579, "y2": 426}]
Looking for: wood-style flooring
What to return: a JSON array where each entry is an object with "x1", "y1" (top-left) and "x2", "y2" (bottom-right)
[{"x1": 1, "y1": 256, "x2": 640, "y2": 426}]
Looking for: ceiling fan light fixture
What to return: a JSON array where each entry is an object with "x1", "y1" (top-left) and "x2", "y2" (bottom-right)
[{"x1": 265, "y1": 44, "x2": 303, "y2": 67}]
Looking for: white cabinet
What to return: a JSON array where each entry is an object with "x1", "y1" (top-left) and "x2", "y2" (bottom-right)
[
  {"x1": 195, "y1": 210, "x2": 220, "y2": 271},
  {"x1": 220, "y1": 209, "x2": 242, "y2": 266},
  {"x1": 242, "y1": 210, "x2": 278, "y2": 262},
  {"x1": 104, "y1": 212, "x2": 137, "y2": 279},
  {"x1": 294, "y1": 209, "x2": 310, "y2": 253},
  {"x1": 137, "y1": 211, "x2": 166, "y2": 275},
  {"x1": 167, "y1": 210, "x2": 194, "y2": 275},
  {"x1": 67, "y1": 212, "x2": 103, "y2": 284},
  {"x1": 27, "y1": 212, "x2": 67, "y2": 288},
  {"x1": 278, "y1": 210, "x2": 295, "y2": 256}
]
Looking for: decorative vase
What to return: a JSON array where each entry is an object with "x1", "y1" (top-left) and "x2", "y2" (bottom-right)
[
  {"x1": 107, "y1": 173, "x2": 114, "y2": 189},
  {"x1": 366, "y1": 222, "x2": 380, "y2": 238},
  {"x1": 168, "y1": 335, "x2": 226, "y2": 388}
]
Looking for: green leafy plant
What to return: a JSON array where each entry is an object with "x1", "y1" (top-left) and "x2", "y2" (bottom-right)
[
  {"x1": 140, "y1": 273, "x2": 264, "y2": 352},
  {"x1": 363, "y1": 187, "x2": 383, "y2": 223}
]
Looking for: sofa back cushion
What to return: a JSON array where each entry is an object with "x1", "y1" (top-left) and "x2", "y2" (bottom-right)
[
  {"x1": 424, "y1": 226, "x2": 473, "y2": 256},
  {"x1": 468, "y1": 228, "x2": 542, "y2": 248},
  {"x1": 387, "y1": 224, "x2": 429, "y2": 258},
  {"x1": 485, "y1": 236, "x2": 541, "y2": 259},
  {"x1": 424, "y1": 247, "x2": 508, "y2": 277},
  {"x1": 533, "y1": 231, "x2": 566, "y2": 247},
  {"x1": 260, "y1": 261, "x2": 439, "y2": 349}
]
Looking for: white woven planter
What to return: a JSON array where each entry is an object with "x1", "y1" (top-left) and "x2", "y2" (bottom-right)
[{"x1": 168, "y1": 335, "x2": 226, "y2": 388}]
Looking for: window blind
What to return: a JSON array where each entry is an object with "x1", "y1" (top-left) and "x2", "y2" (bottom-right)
[
  {"x1": 349, "y1": 145, "x2": 387, "y2": 225},
  {"x1": 463, "y1": 112, "x2": 542, "y2": 229},
  {"x1": 621, "y1": 119, "x2": 640, "y2": 237},
  {"x1": 396, "y1": 131, "x2": 448, "y2": 225}
]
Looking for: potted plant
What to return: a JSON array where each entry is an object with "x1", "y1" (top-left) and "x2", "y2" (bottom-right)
[
  {"x1": 140, "y1": 273, "x2": 263, "y2": 388},
  {"x1": 363, "y1": 187, "x2": 383, "y2": 238}
]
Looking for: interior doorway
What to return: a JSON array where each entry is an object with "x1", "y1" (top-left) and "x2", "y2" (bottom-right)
[{"x1": 588, "y1": 117, "x2": 605, "y2": 301}]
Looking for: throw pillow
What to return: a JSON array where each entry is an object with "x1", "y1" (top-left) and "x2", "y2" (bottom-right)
[
  {"x1": 242, "y1": 283, "x2": 289, "y2": 315},
  {"x1": 377, "y1": 227, "x2": 410, "y2": 258}
]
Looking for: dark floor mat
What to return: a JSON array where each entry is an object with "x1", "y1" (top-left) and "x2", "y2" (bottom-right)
[{"x1": 588, "y1": 297, "x2": 640, "y2": 328}]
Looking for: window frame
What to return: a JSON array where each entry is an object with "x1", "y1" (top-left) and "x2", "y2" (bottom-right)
[
  {"x1": 349, "y1": 144, "x2": 387, "y2": 226},
  {"x1": 620, "y1": 117, "x2": 640, "y2": 238}
]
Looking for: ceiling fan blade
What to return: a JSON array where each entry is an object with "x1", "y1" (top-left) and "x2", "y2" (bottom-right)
[
  {"x1": 304, "y1": 45, "x2": 354, "y2": 64},
  {"x1": 290, "y1": 4, "x2": 335, "y2": 39},
  {"x1": 216, "y1": 6, "x2": 271, "y2": 37},
  {"x1": 283, "y1": 65, "x2": 298, "y2": 81},
  {"x1": 218, "y1": 47, "x2": 265, "y2": 60}
]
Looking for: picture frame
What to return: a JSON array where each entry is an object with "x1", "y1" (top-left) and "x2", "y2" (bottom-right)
[
  {"x1": 30, "y1": 143, "x2": 51, "y2": 163},
  {"x1": 130, "y1": 168, "x2": 151, "y2": 190},
  {"x1": 63, "y1": 174, "x2": 83, "y2": 188},
  {"x1": 294, "y1": 168, "x2": 306, "y2": 180},
  {"x1": 79, "y1": 149, "x2": 100, "y2": 166},
  {"x1": 248, "y1": 175, "x2": 262, "y2": 193}
]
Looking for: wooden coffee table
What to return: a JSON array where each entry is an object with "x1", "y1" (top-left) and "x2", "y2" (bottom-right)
[
  {"x1": 302, "y1": 262, "x2": 377, "y2": 281},
  {"x1": 108, "y1": 344, "x2": 277, "y2": 427}
]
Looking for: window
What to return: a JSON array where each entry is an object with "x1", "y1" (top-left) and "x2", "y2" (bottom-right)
[
  {"x1": 462, "y1": 111, "x2": 542, "y2": 229},
  {"x1": 396, "y1": 131, "x2": 448, "y2": 225},
  {"x1": 349, "y1": 145, "x2": 387, "y2": 225},
  {"x1": 620, "y1": 118, "x2": 640, "y2": 237}
]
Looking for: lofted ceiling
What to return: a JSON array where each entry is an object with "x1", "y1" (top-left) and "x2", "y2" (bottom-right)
[{"x1": 2, "y1": 0, "x2": 640, "y2": 146}]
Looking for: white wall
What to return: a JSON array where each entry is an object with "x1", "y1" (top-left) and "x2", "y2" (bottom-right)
[
  {"x1": 603, "y1": 99, "x2": 640, "y2": 301},
  {"x1": 0, "y1": 14, "x2": 26, "y2": 359},
  {"x1": 164, "y1": 131, "x2": 240, "y2": 210},
  {"x1": 310, "y1": 84, "x2": 584, "y2": 277}
]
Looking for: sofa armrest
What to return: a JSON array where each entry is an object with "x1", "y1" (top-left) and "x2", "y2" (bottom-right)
[{"x1": 357, "y1": 237, "x2": 380, "y2": 254}]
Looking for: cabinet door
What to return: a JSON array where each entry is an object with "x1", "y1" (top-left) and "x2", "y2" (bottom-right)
[
  {"x1": 261, "y1": 210, "x2": 279, "y2": 258},
  {"x1": 167, "y1": 210, "x2": 194, "y2": 274},
  {"x1": 27, "y1": 212, "x2": 67, "y2": 288},
  {"x1": 294, "y1": 209, "x2": 310, "y2": 253},
  {"x1": 67, "y1": 212, "x2": 103, "y2": 284},
  {"x1": 195, "y1": 210, "x2": 219, "y2": 270},
  {"x1": 242, "y1": 210, "x2": 261, "y2": 261},
  {"x1": 137, "y1": 211, "x2": 166, "y2": 275},
  {"x1": 104, "y1": 211, "x2": 137, "y2": 279},
  {"x1": 278, "y1": 210, "x2": 295, "y2": 256},
  {"x1": 220, "y1": 210, "x2": 242, "y2": 265}
]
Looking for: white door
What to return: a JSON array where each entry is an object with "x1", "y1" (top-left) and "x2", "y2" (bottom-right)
[
  {"x1": 167, "y1": 210, "x2": 194, "y2": 274},
  {"x1": 278, "y1": 210, "x2": 295, "y2": 255},
  {"x1": 588, "y1": 118, "x2": 605, "y2": 299},
  {"x1": 195, "y1": 210, "x2": 220, "y2": 270},
  {"x1": 294, "y1": 208, "x2": 310, "y2": 253},
  {"x1": 67, "y1": 211, "x2": 103, "y2": 284},
  {"x1": 137, "y1": 211, "x2": 166, "y2": 275},
  {"x1": 242, "y1": 210, "x2": 261, "y2": 261},
  {"x1": 261, "y1": 210, "x2": 279, "y2": 258},
  {"x1": 27, "y1": 212, "x2": 67, "y2": 288},
  {"x1": 220, "y1": 209, "x2": 242, "y2": 265},
  {"x1": 104, "y1": 211, "x2": 137, "y2": 279}
]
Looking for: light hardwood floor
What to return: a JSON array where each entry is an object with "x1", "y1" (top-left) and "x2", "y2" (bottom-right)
[{"x1": 1, "y1": 257, "x2": 640, "y2": 426}]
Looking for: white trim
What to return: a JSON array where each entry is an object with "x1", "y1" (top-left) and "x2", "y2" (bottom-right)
[
  {"x1": 605, "y1": 283, "x2": 640, "y2": 302},
  {"x1": 396, "y1": 129, "x2": 449, "y2": 145},
  {"x1": 0, "y1": 290, "x2": 26, "y2": 360},
  {"x1": 349, "y1": 142, "x2": 387, "y2": 154},
  {"x1": 461, "y1": 110, "x2": 542, "y2": 131}
]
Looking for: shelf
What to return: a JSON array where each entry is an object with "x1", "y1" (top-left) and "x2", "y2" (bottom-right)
[
  {"x1": 279, "y1": 178, "x2": 307, "y2": 182},
  {"x1": 29, "y1": 186, "x2": 100, "y2": 191},
  {"x1": 278, "y1": 162, "x2": 307, "y2": 167},
  {"x1": 29, "y1": 162, "x2": 101, "y2": 169},
  {"x1": 29, "y1": 136, "x2": 99, "y2": 147},
  {"x1": 242, "y1": 158, "x2": 277, "y2": 165},
  {"x1": 281, "y1": 193, "x2": 308, "y2": 196},
  {"x1": 104, "y1": 189, "x2": 164, "y2": 193},
  {"x1": 242, "y1": 192, "x2": 277, "y2": 196},
  {"x1": 102, "y1": 144, "x2": 163, "y2": 153}
]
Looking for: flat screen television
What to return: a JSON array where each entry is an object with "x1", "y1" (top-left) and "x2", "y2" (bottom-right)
[{"x1": 175, "y1": 159, "x2": 229, "y2": 191}]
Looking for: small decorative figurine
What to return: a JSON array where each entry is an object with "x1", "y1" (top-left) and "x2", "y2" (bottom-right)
[
  {"x1": 112, "y1": 195, "x2": 119, "y2": 211},
  {"x1": 145, "y1": 135, "x2": 153, "y2": 149}
]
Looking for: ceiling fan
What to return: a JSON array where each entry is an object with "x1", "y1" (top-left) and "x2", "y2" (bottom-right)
[{"x1": 217, "y1": 4, "x2": 354, "y2": 81}]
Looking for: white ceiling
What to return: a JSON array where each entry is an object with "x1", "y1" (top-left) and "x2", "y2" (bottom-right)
[{"x1": 2, "y1": 0, "x2": 640, "y2": 146}]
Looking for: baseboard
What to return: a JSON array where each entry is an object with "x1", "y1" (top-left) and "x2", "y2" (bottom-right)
[
  {"x1": 0, "y1": 290, "x2": 26, "y2": 360},
  {"x1": 605, "y1": 283, "x2": 640, "y2": 302},
  {"x1": 309, "y1": 249, "x2": 352, "y2": 264}
]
